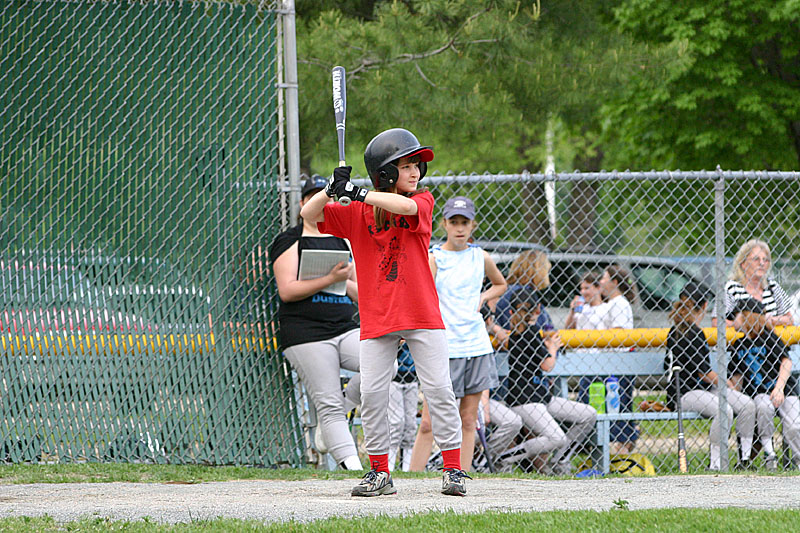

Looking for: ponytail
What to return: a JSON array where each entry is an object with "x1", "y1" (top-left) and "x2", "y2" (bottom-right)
[{"x1": 373, "y1": 187, "x2": 428, "y2": 229}]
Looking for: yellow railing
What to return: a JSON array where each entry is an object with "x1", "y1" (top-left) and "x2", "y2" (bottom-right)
[
  {"x1": 0, "y1": 332, "x2": 277, "y2": 355},
  {"x1": 558, "y1": 325, "x2": 800, "y2": 349},
  {"x1": 5, "y1": 327, "x2": 799, "y2": 354}
]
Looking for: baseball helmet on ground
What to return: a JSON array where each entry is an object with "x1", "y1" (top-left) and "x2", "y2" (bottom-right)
[{"x1": 363, "y1": 128, "x2": 433, "y2": 190}]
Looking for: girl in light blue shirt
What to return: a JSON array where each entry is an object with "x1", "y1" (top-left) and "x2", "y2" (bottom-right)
[{"x1": 409, "y1": 196, "x2": 507, "y2": 471}]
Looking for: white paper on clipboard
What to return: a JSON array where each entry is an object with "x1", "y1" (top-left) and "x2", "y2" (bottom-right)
[{"x1": 298, "y1": 249, "x2": 351, "y2": 296}]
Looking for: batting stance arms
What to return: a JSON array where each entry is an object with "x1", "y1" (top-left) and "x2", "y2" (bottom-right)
[{"x1": 300, "y1": 167, "x2": 418, "y2": 223}]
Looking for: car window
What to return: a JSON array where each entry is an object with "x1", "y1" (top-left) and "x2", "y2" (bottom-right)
[{"x1": 632, "y1": 265, "x2": 691, "y2": 311}]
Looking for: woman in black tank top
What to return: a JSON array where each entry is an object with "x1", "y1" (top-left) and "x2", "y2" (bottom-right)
[{"x1": 268, "y1": 176, "x2": 362, "y2": 470}]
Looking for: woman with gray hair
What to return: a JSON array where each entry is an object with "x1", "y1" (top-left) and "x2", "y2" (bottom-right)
[{"x1": 712, "y1": 239, "x2": 793, "y2": 329}]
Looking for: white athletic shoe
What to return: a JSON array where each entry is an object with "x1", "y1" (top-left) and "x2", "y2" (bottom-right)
[
  {"x1": 341, "y1": 455, "x2": 363, "y2": 471},
  {"x1": 441, "y1": 468, "x2": 471, "y2": 496},
  {"x1": 550, "y1": 461, "x2": 575, "y2": 476},
  {"x1": 351, "y1": 470, "x2": 397, "y2": 497},
  {"x1": 765, "y1": 454, "x2": 778, "y2": 472}
]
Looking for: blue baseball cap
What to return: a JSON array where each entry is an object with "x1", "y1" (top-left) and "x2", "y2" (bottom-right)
[{"x1": 442, "y1": 196, "x2": 476, "y2": 220}]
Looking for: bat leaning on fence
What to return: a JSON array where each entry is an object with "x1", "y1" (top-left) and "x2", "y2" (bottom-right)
[
  {"x1": 672, "y1": 365, "x2": 688, "y2": 473},
  {"x1": 476, "y1": 405, "x2": 496, "y2": 473}
]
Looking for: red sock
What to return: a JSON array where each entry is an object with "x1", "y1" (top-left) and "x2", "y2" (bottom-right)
[
  {"x1": 441, "y1": 448, "x2": 461, "y2": 471},
  {"x1": 369, "y1": 454, "x2": 389, "y2": 473}
]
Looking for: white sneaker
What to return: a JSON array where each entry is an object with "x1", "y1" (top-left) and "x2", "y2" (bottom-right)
[
  {"x1": 341, "y1": 455, "x2": 363, "y2": 471},
  {"x1": 765, "y1": 454, "x2": 778, "y2": 472},
  {"x1": 351, "y1": 470, "x2": 397, "y2": 497},
  {"x1": 551, "y1": 461, "x2": 575, "y2": 476},
  {"x1": 441, "y1": 468, "x2": 471, "y2": 496}
]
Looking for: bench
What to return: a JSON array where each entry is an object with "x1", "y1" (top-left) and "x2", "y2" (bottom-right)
[
  {"x1": 544, "y1": 345, "x2": 800, "y2": 474},
  {"x1": 333, "y1": 347, "x2": 800, "y2": 474}
]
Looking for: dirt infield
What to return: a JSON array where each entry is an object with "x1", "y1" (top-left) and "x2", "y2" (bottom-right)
[{"x1": 1, "y1": 475, "x2": 798, "y2": 524}]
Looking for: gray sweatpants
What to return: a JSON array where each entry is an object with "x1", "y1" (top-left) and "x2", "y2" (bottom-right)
[
  {"x1": 754, "y1": 393, "x2": 800, "y2": 457},
  {"x1": 284, "y1": 328, "x2": 361, "y2": 463},
  {"x1": 510, "y1": 403, "x2": 567, "y2": 456},
  {"x1": 681, "y1": 388, "x2": 755, "y2": 449},
  {"x1": 485, "y1": 398, "x2": 523, "y2": 456},
  {"x1": 547, "y1": 397, "x2": 597, "y2": 464},
  {"x1": 360, "y1": 329, "x2": 462, "y2": 455}
]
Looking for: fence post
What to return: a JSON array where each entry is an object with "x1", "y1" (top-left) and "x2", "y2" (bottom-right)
[
  {"x1": 282, "y1": 0, "x2": 301, "y2": 222},
  {"x1": 714, "y1": 166, "x2": 730, "y2": 471}
]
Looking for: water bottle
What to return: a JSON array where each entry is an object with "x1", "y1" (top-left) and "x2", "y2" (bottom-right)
[
  {"x1": 588, "y1": 381, "x2": 606, "y2": 414},
  {"x1": 574, "y1": 296, "x2": 585, "y2": 313},
  {"x1": 605, "y1": 377, "x2": 621, "y2": 414}
]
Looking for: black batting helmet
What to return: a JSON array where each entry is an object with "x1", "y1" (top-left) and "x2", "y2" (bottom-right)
[{"x1": 363, "y1": 128, "x2": 434, "y2": 190}]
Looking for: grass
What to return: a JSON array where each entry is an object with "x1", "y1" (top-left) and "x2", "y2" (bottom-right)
[
  {"x1": 0, "y1": 464, "x2": 491, "y2": 484},
  {"x1": 1, "y1": 509, "x2": 799, "y2": 532},
  {"x1": 0, "y1": 464, "x2": 357, "y2": 484}
]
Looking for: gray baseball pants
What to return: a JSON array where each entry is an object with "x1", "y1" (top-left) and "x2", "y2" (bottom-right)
[
  {"x1": 388, "y1": 380, "x2": 419, "y2": 451},
  {"x1": 510, "y1": 403, "x2": 567, "y2": 455},
  {"x1": 681, "y1": 388, "x2": 756, "y2": 449},
  {"x1": 754, "y1": 393, "x2": 800, "y2": 457},
  {"x1": 547, "y1": 396, "x2": 597, "y2": 464},
  {"x1": 284, "y1": 328, "x2": 361, "y2": 463},
  {"x1": 360, "y1": 329, "x2": 462, "y2": 455},
  {"x1": 486, "y1": 398, "x2": 523, "y2": 456}
]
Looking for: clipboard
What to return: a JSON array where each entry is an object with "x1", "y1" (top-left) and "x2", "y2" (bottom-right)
[{"x1": 298, "y1": 249, "x2": 351, "y2": 296}]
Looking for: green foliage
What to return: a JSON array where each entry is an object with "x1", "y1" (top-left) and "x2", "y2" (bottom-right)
[
  {"x1": 295, "y1": 1, "x2": 652, "y2": 175},
  {"x1": 613, "y1": 498, "x2": 631, "y2": 510},
  {"x1": 601, "y1": 0, "x2": 800, "y2": 170}
]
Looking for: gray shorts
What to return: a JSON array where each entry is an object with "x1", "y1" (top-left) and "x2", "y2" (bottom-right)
[{"x1": 449, "y1": 353, "x2": 499, "y2": 398}]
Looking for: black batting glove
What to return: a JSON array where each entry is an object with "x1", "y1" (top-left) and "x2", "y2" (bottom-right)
[
  {"x1": 334, "y1": 178, "x2": 368, "y2": 203},
  {"x1": 333, "y1": 165, "x2": 352, "y2": 182},
  {"x1": 324, "y1": 175, "x2": 337, "y2": 198},
  {"x1": 325, "y1": 166, "x2": 351, "y2": 197}
]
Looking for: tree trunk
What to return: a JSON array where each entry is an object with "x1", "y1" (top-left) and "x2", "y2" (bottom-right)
[
  {"x1": 564, "y1": 145, "x2": 604, "y2": 252},
  {"x1": 564, "y1": 180, "x2": 599, "y2": 252},
  {"x1": 522, "y1": 180, "x2": 554, "y2": 250},
  {"x1": 791, "y1": 121, "x2": 800, "y2": 168}
]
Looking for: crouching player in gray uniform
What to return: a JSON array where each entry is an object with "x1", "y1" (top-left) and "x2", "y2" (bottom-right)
[{"x1": 728, "y1": 297, "x2": 800, "y2": 470}]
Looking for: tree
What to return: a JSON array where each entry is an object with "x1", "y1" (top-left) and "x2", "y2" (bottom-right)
[
  {"x1": 600, "y1": 0, "x2": 800, "y2": 170},
  {"x1": 294, "y1": 1, "x2": 655, "y2": 247}
]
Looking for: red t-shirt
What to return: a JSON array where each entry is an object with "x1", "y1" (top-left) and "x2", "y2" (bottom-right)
[{"x1": 318, "y1": 190, "x2": 445, "y2": 339}]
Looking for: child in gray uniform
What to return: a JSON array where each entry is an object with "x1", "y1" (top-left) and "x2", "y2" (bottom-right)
[
  {"x1": 499, "y1": 288, "x2": 596, "y2": 474},
  {"x1": 728, "y1": 297, "x2": 800, "y2": 470},
  {"x1": 387, "y1": 341, "x2": 419, "y2": 471},
  {"x1": 666, "y1": 282, "x2": 755, "y2": 471},
  {"x1": 269, "y1": 176, "x2": 362, "y2": 471}
]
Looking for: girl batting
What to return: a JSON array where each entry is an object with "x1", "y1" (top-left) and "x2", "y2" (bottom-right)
[{"x1": 300, "y1": 128, "x2": 468, "y2": 497}]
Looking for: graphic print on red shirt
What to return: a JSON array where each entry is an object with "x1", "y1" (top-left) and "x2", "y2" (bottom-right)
[{"x1": 318, "y1": 191, "x2": 444, "y2": 339}]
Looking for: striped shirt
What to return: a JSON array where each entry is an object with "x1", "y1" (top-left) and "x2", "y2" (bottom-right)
[{"x1": 719, "y1": 278, "x2": 792, "y2": 319}]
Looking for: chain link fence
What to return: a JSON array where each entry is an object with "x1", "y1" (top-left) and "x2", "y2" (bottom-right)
[
  {"x1": 3, "y1": 2, "x2": 799, "y2": 476},
  {"x1": 336, "y1": 170, "x2": 800, "y2": 474},
  {"x1": 0, "y1": 1, "x2": 305, "y2": 466}
]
